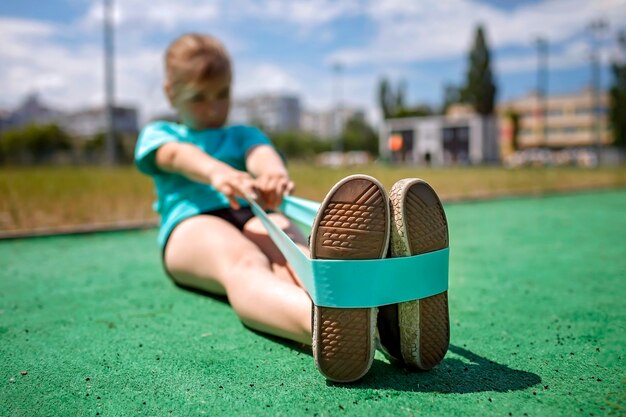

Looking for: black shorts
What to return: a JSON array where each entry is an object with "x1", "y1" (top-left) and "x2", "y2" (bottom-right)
[
  {"x1": 199, "y1": 206, "x2": 257, "y2": 232},
  {"x1": 161, "y1": 207, "x2": 257, "y2": 281}
]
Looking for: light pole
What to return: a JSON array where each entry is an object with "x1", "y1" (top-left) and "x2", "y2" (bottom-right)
[
  {"x1": 535, "y1": 37, "x2": 548, "y2": 146},
  {"x1": 332, "y1": 62, "x2": 343, "y2": 153},
  {"x1": 588, "y1": 18, "x2": 608, "y2": 164},
  {"x1": 104, "y1": 0, "x2": 116, "y2": 165}
]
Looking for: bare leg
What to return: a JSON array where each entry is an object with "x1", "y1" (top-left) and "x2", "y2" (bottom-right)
[
  {"x1": 164, "y1": 215, "x2": 312, "y2": 344},
  {"x1": 242, "y1": 213, "x2": 310, "y2": 288}
]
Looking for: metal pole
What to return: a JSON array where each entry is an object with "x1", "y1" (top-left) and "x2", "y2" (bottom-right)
[
  {"x1": 104, "y1": 0, "x2": 116, "y2": 165},
  {"x1": 333, "y1": 62, "x2": 343, "y2": 153},
  {"x1": 541, "y1": 40, "x2": 548, "y2": 146},
  {"x1": 535, "y1": 38, "x2": 548, "y2": 147},
  {"x1": 592, "y1": 45, "x2": 600, "y2": 158},
  {"x1": 589, "y1": 19, "x2": 608, "y2": 165}
]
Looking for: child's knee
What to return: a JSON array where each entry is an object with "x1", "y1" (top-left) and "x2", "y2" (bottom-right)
[{"x1": 230, "y1": 250, "x2": 270, "y2": 273}]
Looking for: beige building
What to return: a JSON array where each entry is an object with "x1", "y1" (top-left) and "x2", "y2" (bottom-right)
[{"x1": 498, "y1": 88, "x2": 612, "y2": 155}]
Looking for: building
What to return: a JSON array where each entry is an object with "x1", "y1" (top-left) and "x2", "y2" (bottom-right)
[
  {"x1": 230, "y1": 94, "x2": 301, "y2": 132},
  {"x1": 300, "y1": 110, "x2": 334, "y2": 139},
  {"x1": 0, "y1": 94, "x2": 64, "y2": 132},
  {"x1": 498, "y1": 88, "x2": 612, "y2": 155},
  {"x1": 0, "y1": 94, "x2": 139, "y2": 138},
  {"x1": 301, "y1": 106, "x2": 366, "y2": 139},
  {"x1": 379, "y1": 112, "x2": 499, "y2": 166},
  {"x1": 0, "y1": 110, "x2": 11, "y2": 132},
  {"x1": 61, "y1": 106, "x2": 139, "y2": 138}
]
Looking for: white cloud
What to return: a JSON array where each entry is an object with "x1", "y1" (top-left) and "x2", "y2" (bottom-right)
[
  {"x1": 235, "y1": 63, "x2": 302, "y2": 96},
  {"x1": 0, "y1": 18, "x2": 99, "y2": 109},
  {"x1": 497, "y1": 40, "x2": 586, "y2": 73},
  {"x1": 330, "y1": 0, "x2": 626, "y2": 67},
  {"x1": 2, "y1": 0, "x2": 626, "y2": 126},
  {"x1": 232, "y1": 0, "x2": 362, "y2": 27},
  {"x1": 80, "y1": 0, "x2": 220, "y2": 31},
  {"x1": 496, "y1": 36, "x2": 621, "y2": 75},
  {"x1": 115, "y1": 49, "x2": 169, "y2": 118},
  {"x1": 0, "y1": 18, "x2": 56, "y2": 62},
  {"x1": 79, "y1": 0, "x2": 361, "y2": 34},
  {"x1": 0, "y1": 16, "x2": 170, "y2": 120}
]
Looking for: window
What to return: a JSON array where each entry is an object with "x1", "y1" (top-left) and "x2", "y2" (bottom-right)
[{"x1": 547, "y1": 109, "x2": 564, "y2": 116}]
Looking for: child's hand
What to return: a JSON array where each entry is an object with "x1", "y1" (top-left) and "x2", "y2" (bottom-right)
[
  {"x1": 254, "y1": 171, "x2": 295, "y2": 210},
  {"x1": 210, "y1": 167, "x2": 257, "y2": 209}
]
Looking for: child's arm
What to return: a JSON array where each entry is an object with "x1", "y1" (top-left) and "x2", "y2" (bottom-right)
[
  {"x1": 156, "y1": 142, "x2": 256, "y2": 209},
  {"x1": 247, "y1": 145, "x2": 294, "y2": 209}
]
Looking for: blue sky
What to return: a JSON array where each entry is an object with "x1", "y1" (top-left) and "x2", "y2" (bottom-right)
[{"x1": 1, "y1": 0, "x2": 625, "y2": 124}]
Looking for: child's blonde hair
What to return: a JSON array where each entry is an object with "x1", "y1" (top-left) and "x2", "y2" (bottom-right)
[{"x1": 165, "y1": 33, "x2": 232, "y2": 93}]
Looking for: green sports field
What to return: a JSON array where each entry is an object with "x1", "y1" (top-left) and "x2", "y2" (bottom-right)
[{"x1": 1, "y1": 190, "x2": 625, "y2": 416}]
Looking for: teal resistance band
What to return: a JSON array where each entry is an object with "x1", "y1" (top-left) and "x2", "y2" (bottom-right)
[{"x1": 246, "y1": 195, "x2": 449, "y2": 308}]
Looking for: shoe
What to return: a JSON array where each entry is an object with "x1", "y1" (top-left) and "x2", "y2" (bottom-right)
[
  {"x1": 310, "y1": 174, "x2": 390, "y2": 382},
  {"x1": 378, "y1": 178, "x2": 450, "y2": 370}
]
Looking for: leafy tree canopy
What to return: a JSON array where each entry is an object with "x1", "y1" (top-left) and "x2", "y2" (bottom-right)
[
  {"x1": 460, "y1": 25, "x2": 497, "y2": 116},
  {"x1": 609, "y1": 31, "x2": 626, "y2": 148}
]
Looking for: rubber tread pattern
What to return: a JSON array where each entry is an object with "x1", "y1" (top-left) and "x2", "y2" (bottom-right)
[
  {"x1": 311, "y1": 176, "x2": 389, "y2": 382},
  {"x1": 387, "y1": 178, "x2": 450, "y2": 370}
]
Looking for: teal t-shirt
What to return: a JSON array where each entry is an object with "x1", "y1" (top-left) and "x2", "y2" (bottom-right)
[{"x1": 135, "y1": 121, "x2": 273, "y2": 248}]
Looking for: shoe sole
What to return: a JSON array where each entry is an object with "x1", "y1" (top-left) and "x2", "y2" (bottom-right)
[
  {"x1": 386, "y1": 178, "x2": 450, "y2": 370},
  {"x1": 310, "y1": 175, "x2": 390, "y2": 382}
]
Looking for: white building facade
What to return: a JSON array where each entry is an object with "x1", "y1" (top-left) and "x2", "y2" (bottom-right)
[
  {"x1": 0, "y1": 94, "x2": 139, "y2": 138},
  {"x1": 301, "y1": 107, "x2": 365, "y2": 139},
  {"x1": 379, "y1": 114, "x2": 499, "y2": 165},
  {"x1": 230, "y1": 94, "x2": 301, "y2": 132},
  {"x1": 61, "y1": 106, "x2": 139, "y2": 137}
]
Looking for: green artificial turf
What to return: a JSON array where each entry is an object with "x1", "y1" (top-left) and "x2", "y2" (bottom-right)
[{"x1": 1, "y1": 190, "x2": 625, "y2": 417}]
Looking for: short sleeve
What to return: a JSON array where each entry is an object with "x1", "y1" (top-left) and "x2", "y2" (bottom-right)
[
  {"x1": 237, "y1": 126, "x2": 273, "y2": 157},
  {"x1": 134, "y1": 121, "x2": 179, "y2": 175}
]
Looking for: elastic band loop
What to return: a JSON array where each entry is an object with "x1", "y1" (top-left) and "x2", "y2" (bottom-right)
[
  {"x1": 278, "y1": 195, "x2": 318, "y2": 236},
  {"x1": 247, "y1": 195, "x2": 449, "y2": 308}
]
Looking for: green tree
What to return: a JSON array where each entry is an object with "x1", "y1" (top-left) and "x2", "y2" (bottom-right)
[
  {"x1": 378, "y1": 77, "x2": 433, "y2": 118},
  {"x1": 378, "y1": 77, "x2": 395, "y2": 118},
  {"x1": 395, "y1": 79, "x2": 407, "y2": 112},
  {"x1": 505, "y1": 109, "x2": 521, "y2": 151},
  {"x1": 270, "y1": 131, "x2": 331, "y2": 159},
  {"x1": 609, "y1": 31, "x2": 626, "y2": 148},
  {"x1": 86, "y1": 132, "x2": 136, "y2": 164},
  {"x1": 461, "y1": 25, "x2": 497, "y2": 115},
  {"x1": 442, "y1": 83, "x2": 461, "y2": 114},
  {"x1": 395, "y1": 104, "x2": 433, "y2": 118},
  {"x1": 0, "y1": 123, "x2": 72, "y2": 164},
  {"x1": 341, "y1": 115, "x2": 379, "y2": 155}
]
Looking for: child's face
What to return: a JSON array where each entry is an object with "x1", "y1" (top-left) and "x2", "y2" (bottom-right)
[{"x1": 170, "y1": 73, "x2": 231, "y2": 130}]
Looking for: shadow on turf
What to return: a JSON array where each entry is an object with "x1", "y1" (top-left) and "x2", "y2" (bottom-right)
[
  {"x1": 173, "y1": 284, "x2": 541, "y2": 393},
  {"x1": 334, "y1": 344, "x2": 542, "y2": 393},
  {"x1": 250, "y1": 330, "x2": 541, "y2": 393}
]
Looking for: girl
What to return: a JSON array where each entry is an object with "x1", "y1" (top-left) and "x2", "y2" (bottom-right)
[{"x1": 135, "y1": 33, "x2": 449, "y2": 383}]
